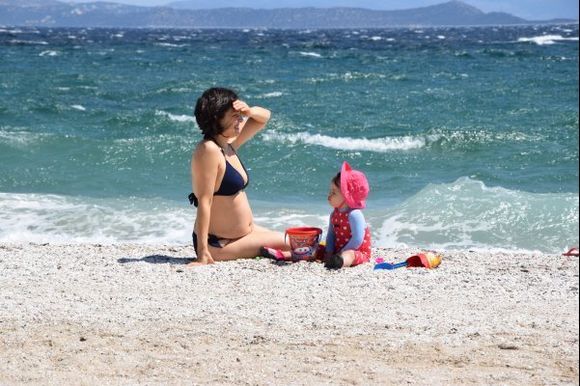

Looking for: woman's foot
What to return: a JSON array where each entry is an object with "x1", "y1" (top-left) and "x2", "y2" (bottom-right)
[
  {"x1": 186, "y1": 257, "x2": 214, "y2": 267},
  {"x1": 260, "y1": 246, "x2": 287, "y2": 260}
]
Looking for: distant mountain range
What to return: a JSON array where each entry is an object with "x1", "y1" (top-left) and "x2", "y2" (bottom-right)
[{"x1": 0, "y1": 0, "x2": 577, "y2": 28}]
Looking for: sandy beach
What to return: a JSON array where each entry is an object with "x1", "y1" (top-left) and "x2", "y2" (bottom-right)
[{"x1": 0, "y1": 243, "x2": 578, "y2": 385}]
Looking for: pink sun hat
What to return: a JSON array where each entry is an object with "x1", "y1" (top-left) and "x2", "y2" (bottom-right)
[{"x1": 340, "y1": 161, "x2": 370, "y2": 209}]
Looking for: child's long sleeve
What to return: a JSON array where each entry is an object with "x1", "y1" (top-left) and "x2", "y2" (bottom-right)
[
  {"x1": 341, "y1": 209, "x2": 366, "y2": 251},
  {"x1": 325, "y1": 216, "x2": 335, "y2": 254}
]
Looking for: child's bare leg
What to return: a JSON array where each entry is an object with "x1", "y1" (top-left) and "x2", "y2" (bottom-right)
[{"x1": 339, "y1": 250, "x2": 356, "y2": 267}]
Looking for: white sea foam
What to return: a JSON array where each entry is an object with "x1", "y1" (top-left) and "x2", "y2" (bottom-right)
[
  {"x1": 517, "y1": 34, "x2": 579, "y2": 45},
  {"x1": 375, "y1": 177, "x2": 579, "y2": 253},
  {"x1": 261, "y1": 131, "x2": 432, "y2": 152},
  {"x1": 298, "y1": 51, "x2": 322, "y2": 58},
  {"x1": 0, "y1": 193, "x2": 191, "y2": 245},
  {"x1": 257, "y1": 91, "x2": 284, "y2": 98},
  {"x1": 155, "y1": 43, "x2": 187, "y2": 48},
  {"x1": 429, "y1": 129, "x2": 541, "y2": 145},
  {"x1": 0, "y1": 193, "x2": 325, "y2": 245},
  {"x1": 39, "y1": 50, "x2": 59, "y2": 57},
  {"x1": 1, "y1": 179, "x2": 577, "y2": 253},
  {"x1": 305, "y1": 72, "x2": 388, "y2": 84},
  {"x1": 0, "y1": 129, "x2": 49, "y2": 148},
  {"x1": 9, "y1": 40, "x2": 48, "y2": 45},
  {"x1": 253, "y1": 211, "x2": 328, "y2": 231},
  {"x1": 155, "y1": 110, "x2": 196, "y2": 123}
]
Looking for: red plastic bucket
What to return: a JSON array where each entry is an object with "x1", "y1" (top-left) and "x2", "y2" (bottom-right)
[{"x1": 285, "y1": 227, "x2": 323, "y2": 261}]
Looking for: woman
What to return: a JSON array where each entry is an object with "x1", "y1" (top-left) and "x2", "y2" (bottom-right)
[{"x1": 188, "y1": 87, "x2": 288, "y2": 265}]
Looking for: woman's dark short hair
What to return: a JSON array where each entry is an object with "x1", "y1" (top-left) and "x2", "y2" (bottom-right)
[{"x1": 194, "y1": 87, "x2": 238, "y2": 139}]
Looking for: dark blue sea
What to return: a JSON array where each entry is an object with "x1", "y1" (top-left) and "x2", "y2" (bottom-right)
[{"x1": 0, "y1": 25, "x2": 578, "y2": 253}]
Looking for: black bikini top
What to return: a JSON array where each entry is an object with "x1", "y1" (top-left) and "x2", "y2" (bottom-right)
[{"x1": 188, "y1": 142, "x2": 249, "y2": 207}]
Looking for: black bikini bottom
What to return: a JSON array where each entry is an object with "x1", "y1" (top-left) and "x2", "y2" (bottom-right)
[{"x1": 192, "y1": 231, "x2": 223, "y2": 253}]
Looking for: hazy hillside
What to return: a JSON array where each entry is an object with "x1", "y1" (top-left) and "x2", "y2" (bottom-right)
[{"x1": 0, "y1": 0, "x2": 575, "y2": 28}]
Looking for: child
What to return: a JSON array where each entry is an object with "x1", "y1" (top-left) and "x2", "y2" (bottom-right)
[
  {"x1": 260, "y1": 161, "x2": 371, "y2": 268},
  {"x1": 321, "y1": 161, "x2": 372, "y2": 269}
]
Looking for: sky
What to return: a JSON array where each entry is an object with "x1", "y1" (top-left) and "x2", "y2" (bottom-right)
[{"x1": 64, "y1": 0, "x2": 579, "y2": 20}]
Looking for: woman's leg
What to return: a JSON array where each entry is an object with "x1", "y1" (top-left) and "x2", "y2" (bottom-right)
[{"x1": 211, "y1": 225, "x2": 289, "y2": 261}]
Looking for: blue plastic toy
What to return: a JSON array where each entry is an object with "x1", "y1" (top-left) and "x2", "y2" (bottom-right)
[{"x1": 374, "y1": 261, "x2": 408, "y2": 270}]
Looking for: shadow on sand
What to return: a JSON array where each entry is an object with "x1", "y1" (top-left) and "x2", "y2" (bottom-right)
[{"x1": 117, "y1": 255, "x2": 194, "y2": 265}]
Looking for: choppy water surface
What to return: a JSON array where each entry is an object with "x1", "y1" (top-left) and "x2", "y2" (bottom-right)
[{"x1": 1, "y1": 25, "x2": 578, "y2": 252}]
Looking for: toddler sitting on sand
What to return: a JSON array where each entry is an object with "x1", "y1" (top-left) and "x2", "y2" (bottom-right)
[
  {"x1": 262, "y1": 161, "x2": 371, "y2": 269},
  {"x1": 320, "y1": 161, "x2": 372, "y2": 269}
]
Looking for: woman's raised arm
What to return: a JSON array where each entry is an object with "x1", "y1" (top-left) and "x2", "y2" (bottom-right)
[{"x1": 232, "y1": 100, "x2": 271, "y2": 150}]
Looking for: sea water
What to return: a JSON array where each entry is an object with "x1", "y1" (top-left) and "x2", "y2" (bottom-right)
[{"x1": 0, "y1": 25, "x2": 578, "y2": 253}]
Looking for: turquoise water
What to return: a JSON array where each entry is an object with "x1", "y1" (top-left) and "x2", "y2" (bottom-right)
[{"x1": 0, "y1": 25, "x2": 578, "y2": 252}]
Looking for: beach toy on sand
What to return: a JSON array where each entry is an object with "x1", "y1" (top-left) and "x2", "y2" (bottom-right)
[
  {"x1": 562, "y1": 247, "x2": 579, "y2": 257},
  {"x1": 285, "y1": 227, "x2": 323, "y2": 261},
  {"x1": 374, "y1": 251, "x2": 442, "y2": 270},
  {"x1": 374, "y1": 260, "x2": 409, "y2": 270}
]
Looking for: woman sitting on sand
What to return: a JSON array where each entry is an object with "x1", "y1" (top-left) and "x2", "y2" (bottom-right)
[{"x1": 188, "y1": 87, "x2": 289, "y2": 265}]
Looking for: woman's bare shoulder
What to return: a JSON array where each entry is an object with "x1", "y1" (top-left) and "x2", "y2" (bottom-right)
[
  {"x1": 192, "y1": 140, "x2": 223, "y2": 174},
  {"x1": 193, "y1": 139, "x2": 221, "y2": 158}
]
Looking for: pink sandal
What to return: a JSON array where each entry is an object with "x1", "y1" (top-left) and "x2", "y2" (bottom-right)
[{"x1": 259, "y1": 246, "x2": 287, "y2": 261}]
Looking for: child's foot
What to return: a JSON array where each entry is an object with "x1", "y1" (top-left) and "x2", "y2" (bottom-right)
[
  {"x1": 324, "y1": 254, "x2": 344, "y2": 269},
  {"x1": 260, "y1": 246, "x2": 286, "y2": 260}
]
